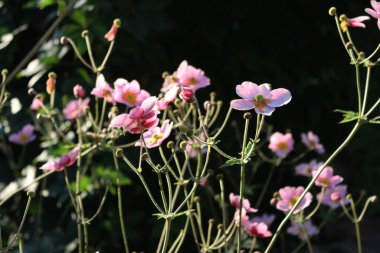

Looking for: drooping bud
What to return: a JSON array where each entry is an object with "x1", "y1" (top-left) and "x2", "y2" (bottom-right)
[
  {"x1": 179, "y1": 87, "x2": 194, "y2": 103},
  {"x1": 328, "y1": 7, "x2": 337, "y2": 16},
  {"x1": 104, "y1": 19, "x2": 121, "y2": 42},
  {"x1": 46, "y1": 72, "x2": 56, "y2": 95},
  {"x1": 73, "y1": 84, "x2": 86, "y2": 98}
]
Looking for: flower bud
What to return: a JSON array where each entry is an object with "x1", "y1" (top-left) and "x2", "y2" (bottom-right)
[
  {"x1": 243, "y1": 112, "x2": 252, "y2": 119},
  {"x1": 27, "y1": 190, "x2": 36, "y2": 198},
  {"x1": 46, "y1": 72, "x2": 56, "y2": 95},
  {"x1": 1, "y1": 69, "x2": 8, "y2": 76},
  {"x1": 115, "y1": 149, "x2": 124, "y2": 157},
  {"x1": 104, "y1": 19, "x2": 121, "y2": 42},
  {"x1": 270, "y1": 197, "x2": 278, "y2": 206},
  {"x1": 328, "y1": 7, "x2": 337, "y2": 16},
  {"x1": 60, "y1": 36, "x2": 68, "y2": 45},
  {"x1": 167, "y1": 141, "x2": 175, "y2": 149},
  {"x1": 73, "y1": 84, "x2": 86, "y2": 98},
  {"x1": 179, "y1": 141, "x2": 188, "y2": 150},
  {"x1": 81, "y1": 30, "x2": 89, "y2": 38},
  {"x1": 216, "y1": 174, "x2": 224, "y2": 181},
  {"x1": 179, "y1": 87, "x2": 194, "y2": 103}
]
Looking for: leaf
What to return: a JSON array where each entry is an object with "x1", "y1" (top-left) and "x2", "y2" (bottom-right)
[
  {"x1": 219, "y1": 158, "x2": 240, "y2": 168},
  {"x1": 334, "y1": 109, "x2": 363, "y2": 124}
]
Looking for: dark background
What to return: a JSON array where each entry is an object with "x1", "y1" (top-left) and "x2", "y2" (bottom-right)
[{"x1": 0, "y1": 0, "x2": 379, "y2": 252}]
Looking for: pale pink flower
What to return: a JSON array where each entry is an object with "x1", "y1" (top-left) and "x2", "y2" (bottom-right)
[
  {"x1": 301, "y1": 131, "x2": 325, "y2": 154},
  {"x1": 268, "y1": 132, "x2": 294, "y2": 158},
  {"x1": 295, "y1": 160, "x2": 322, "y2": 177},
  {"x1": 40, "y1": 147, "x2": 80, "y2": 172},
  {"x1": 9, "y1": 124, "x2": 36, "y2": 145},
  {"x1": 245, "y1": 221, "x2": 273, "y2": 238},
  {"x1": 30, "y1": 96, "x2": 43, "y2": 110},
  {"x1": 73, "y1": 84, "x2": 86, "y2": 98},
  {"x1": 157, "y1": 86, "x2": 180, "y2": 110},
  {"x1": 91, "y1": 74, "x2": 115, "y2": 103},
  {"x1": 231, "y1": 82, "x2": 291, "y2": 115},
  {"x1": 250, "y1": 214, "x2": 276, "y2": 226},
  {"x1": 287, "y1": 220, "x2": 319, "y2": 241},
  {"x1": 229, "y1": 193, "x2": 257, "y2": 213},
  {"x1": 113, "y1": 78, "x2": 150, "y2": 107},
  {"x1": 135, "y1": 120, "x2": 173, "y2": 148},
  {"x1": 313, "y1": 167, "x2": 343, "y2": 188},
  {"x1": 276, "y1": 186, "x2": 313, "y2": 214},
  {"x1": 365, "y1": 0, "x2": 380, "y2": 29},
  {"x1": 318, "y1": 185, "x2": 349, "y2": 209},
  {"x1": 176, "y1": 60, "x2": 210, "y2": 91},
  {"x1": 340, "y1": 16, "x2": 369, "y2": 32},
  {"x1": 233, "y1": 209, "x2": 250, "y2": 227},
  {"x1": 63, "y1": 98, "x2": 90, "y2": 120},
  {"x1": 109, "y1": 96, "x2": 159, "y2": 134}
]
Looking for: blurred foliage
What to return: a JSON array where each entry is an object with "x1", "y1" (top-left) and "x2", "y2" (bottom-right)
[{"x1": 0, "y1": 0, "x2": 380, "y2": 252}]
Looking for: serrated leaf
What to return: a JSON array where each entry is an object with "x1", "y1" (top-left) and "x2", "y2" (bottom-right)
[
  {"x1": 220, "y1": 158, "x2": 240, "y2": 168},
  {"x1": 334, "y1": 109, "x2": 362, "y2": 124}
]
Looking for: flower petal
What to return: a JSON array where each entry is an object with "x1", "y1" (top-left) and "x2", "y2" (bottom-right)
[
  {"x1": 268, "y1": 88, "x2": 292, "y2": 107},
  {"x1": 236, "y1": 82, "x2": 259, "y2": 99},
  {"x1": 365, "y1": 8, "x2": 380, "y2": 19},
  {"x1": 231, "y1": 99, "x2": 254, "y2": 110},
  {"x1": 254, "y1": 106, "x2": 275, "y2": 116}
]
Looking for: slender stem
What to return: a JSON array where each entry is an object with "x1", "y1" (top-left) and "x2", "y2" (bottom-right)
[
  {"x1": 213, "y1": 106, "x2": 232, "y2": 139},
  {"x1": 112, "y1": 150, "x2": 130, "y2": 253},
  {"x1": 365, "y1": 97, "x2": 380, "y2": 117},
  {"x1": 6, "y1": 195, "x2": 32, "y2": 251},
  {"x1": 301, "y1": 223, "x2": 314, "y2": 253},
  {"x1": 237, "y1": 116, "x2": 250, "y2": 253},
  {"x1": 87, "y1": 184, "x2": 109, "y2": 223},
  {"x1": 65, "y1": 38, "x2": 93, "y2": 70},
  {"x1": 98, "y1": 99, "x2": 107, "y2": 130},
  {"x1": 305, "y1": 187, "x2": 325, "y2": 220},
  {"x1": 349, "y1": 199, "x2": 363, "y2": 253},
  {"x1": 18, "y1": 235, "x2": 24, "y2": 253},
  {"x1": 99, "y1": 41, "x2": 115, "y2": 70},
  {"x1": 161, "y1": 219, "x2": 172, "y2": 253},
  {"x1": 361, "y1": 66, "x2": 371, "y2": 115},
  {"x1": 248, "y1": 237, "x2": 257, "y2": 253},
  {"x1": 360, "y1": 43, "x2": 380, "y2": 64},
  {"x1": 84, "y1": 33, "x2": 97, "y2": 71},
  {"x1": 264, "y1": 122, "x2": 361, "y2": 253}
]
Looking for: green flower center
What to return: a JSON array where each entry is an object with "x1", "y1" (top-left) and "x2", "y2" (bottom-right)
[{"x1": 253, "y1": 95, "x2": 269, "y2": 112}]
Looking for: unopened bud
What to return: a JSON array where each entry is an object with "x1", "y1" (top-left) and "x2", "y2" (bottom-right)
[
  {"x1": 162, "y1": 71, "x2": 169, "y2": 79},
  {"x1": 141, "y1": 153, "x2": 149, "y2": 160},
  {"x1": 217, "y1": 224, "x2": 223, "y2": 230},
  {"x1": 180, "y1": 87, "x2": 194, "y2": 103},
  {"x1": 217, "y1": 100, "x2": 223, "y2": 106},
  {"x1": 137, "y1": 167, "x2": 142, "y2": 173},
  {"x1": 358, "y1": 52, "x2": 365, "y2": 59},
  {"x1": 328, "y1": 7, "x2": 337, "y2": 16},
  {"x1": 339, "y1": 14, "x2": 347, "y2": 22},
  {"x1": 166, "y1": 141, "x2": 175, "y2": 149},
  {"x1": 113, "y1": 18, "x2": 121, "y2": 28},
  {"x1": 28, "y1": 88, "x2": 36, "y2": 96},
  {"x1": 243, "y1": 112, "x2": 252, "y2": 119},
  {"x1": 270, "y1": 198, "x2": 278, "y2": 206},
  {"x1": 369, "y1": 195, "x2": 377, "y2": 203},
  {"x1": 345, "y1": 42, "x2": 353, "y2": 50},
  {"x1": 115, "y1": 149, "x2": 123, "y2": 157},
  {"x1": 216, "y1": 174, "x2": 223, "y2": 181},
  {"x1": 194, "y1": 196, "x2": 200, "y2": 203},
  {"x1": 27, "y1": 190, "x2": 36, "y2": 198},
  {"x1": 46, "y1": 72, "x2": 56, "y2": 95},
  {"x1": 60, "y1": 36, "x2": 68, "y2": 45},
  {"x1": 1, "y1": 69, "x2": 8, "y2": 76},
  {"x1": 179, "y1": 141, "x2": 188, "y2": 150},
  {"x1": 208, "y1": 219, "x2": 215, "y2": 224},
  {"x1": 81, "y1": 30, "x2": 89, "y2": 38},
  {"x1": 73, "y1": 84, "x2": 86, "y2": 98}
]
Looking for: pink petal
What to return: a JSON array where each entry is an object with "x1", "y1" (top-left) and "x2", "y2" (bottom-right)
[
  {"x1": 129, "y1": 107, "x2": 144, "y2": 119},
  {"x1": 371, "y1": 0, "x2": 380, "y2": 12},
  {"x1": 365, "y1": 8, "x2": 380, "y2": 19},
  {"x1": 254, "y1": 106, "x2": 275, "y2": 116},
  {"x1": 236, "y1": 82, "x2": 259, "y2": 99},
  {"x1": 136, "y1": 90, "x2": 151, "y2": 106},
  {"x1": 231, "y1": 99, "x2": 254, "y2": 110},
  {"x1": 257, "y1": 83, "x2": 271, "y2": 98},
  {"x1": 350, "y1": 16, "x2": 370, "y2": 22},
  {"x1": 140, "y1": 96, "x2": 157, "y2": 112},
  {"x1": 109, "y1": 114, "x2": 131, "y2": 128},
  {"x1": 268, "y1": 88, "x2": 292, "y2": 107}
]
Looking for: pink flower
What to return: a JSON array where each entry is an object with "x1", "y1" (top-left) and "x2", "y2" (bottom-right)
[
  {"x1": 365, "y1": 0, "x2": 380, "y2": 29},
  {"x1": 30, "y1": 96, "x2": 43, "y2": 110},
  {"x1": 91, "y1": 74, "x2": 115, "y2": 103},
  {"x1": 63, "y1": 98, "x2": 90, "y2": 120},
  {"x1": 176, "y1": 60, "x2": 210, "y2": 91},
  {"x1": 318, "y1": 185, "x2": 349, "y2": 209},
  {"x1": 109, "y1": 96, "x2": 159, "y2": 134},
  {"x1": 245, "y1": 222, "x2": 273, "y2": 238},
  {"x1": 229, "y1": 193, "x2": 257, "y2": 213},
  {"x1": 185, "y1": 134, "x2": 207, "y2": 158},
  {"x1": 231, "y1": 82, "x2": 291, "y2": 115},
  {"x1": 157, "y1": 86, "x2": 180, "y2": 110},
  {"x1": 8, "y1": 124, "x2": 36, "y2": 145},
  {"x1": 113, "y1": 79, "x2": 150, "y2": 107},
  {"x1": 295, "y1": 160, "x2": 323, "y2": 177},
  {"x1": 250, "y1": 214, "x2": 276, "y2": 226},
  {"x1": 276, "y1": 186, "x2": 313, "y2": 214},
  {"x1": 40, "y1": 147, "x2": 80, "y2": 172},
  {"x1": 313, "y1": 167, "x2": 343, "y2": 188},
  {"x1": 73, "y1": 84, "x2": 86, "y2": 98},
  {"x1": 342, "y1": 16, "x2": 370, "y2": 32},
  {"x1": 179, "y1": 87, "x2": 194, "y2": 103},
  {"x1": 301, "y1": 131, "x2": 325, "y2": 154},
  {"x1": 104, "y1": 19, "x2": 120, "y2": 42},
  {"x1": 135, "y1": 120, "x2": 173, "y2": 148},
  {"x1": 287, "y1": 220, "x2": 319, "y2": 241},
  {"x1": 268, "y1": 132, "x2": 294, "y2": 158}
]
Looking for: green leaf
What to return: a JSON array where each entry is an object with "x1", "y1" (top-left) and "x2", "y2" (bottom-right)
[
  {"x1": 39, "y1": 0, "x2": 55, "y2": 9},
  {"x1": 334, "y1": 109, "x2": 363, "y2": 124},
  {"x1": 220, "y1": 158, "x2": 240, "y2": 168}
]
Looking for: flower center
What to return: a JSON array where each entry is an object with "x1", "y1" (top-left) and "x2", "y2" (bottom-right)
[
  {"x1": 150, "y1": 133, "x2": 164, "y2": 144},
  {"x1": 277, "y1": 142, "x2": 288, "y2": 151},
  {"x1": 102, "y1": 90, "x2": 112, "y2": 99},
  {"x1": 19, "y1": 134, "x2": 29, "y2": 142},
  {"x1": 189, "y1": 77, "x2": 198, "y2": 86},
  {"x1": 123, "y1": 91, "x2": 137, "y2": 104},
  {"x1": 253, "y1": 95, "x2": 269, "y2": 112},
  {"x1": 319, "y1": 178, "x2": 330, "y2": 186},
  {"x1": 290, "y1": 196, "x2": 299, "y2": 207}
]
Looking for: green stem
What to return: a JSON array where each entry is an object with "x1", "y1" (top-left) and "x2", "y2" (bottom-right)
[
  {"x1": 361, "y1": 66, "x2": 371, "y2": 115},
  {"x1": 213, "y1": 106, "x2": 232, "y2": 139},
  {"x1": 349, "y1": 199, "x2": 363, "y2": 253},
  {"x1": 301, "y1": 223, "x2": 314, "y2": 253},
  {"x1": 161, "y1": 219, "x2": 172, "y2": 253},
  {"x1": 264, "y1": 122, "x2": 361, "y2": 253},
  {"x1": 98, "y1": 98, "x2": 107, "y2": 130}
]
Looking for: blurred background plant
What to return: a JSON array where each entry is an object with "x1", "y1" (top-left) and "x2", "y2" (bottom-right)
[{"x1": 0, "y1": 0, "x2": 380, "y2": 252}]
